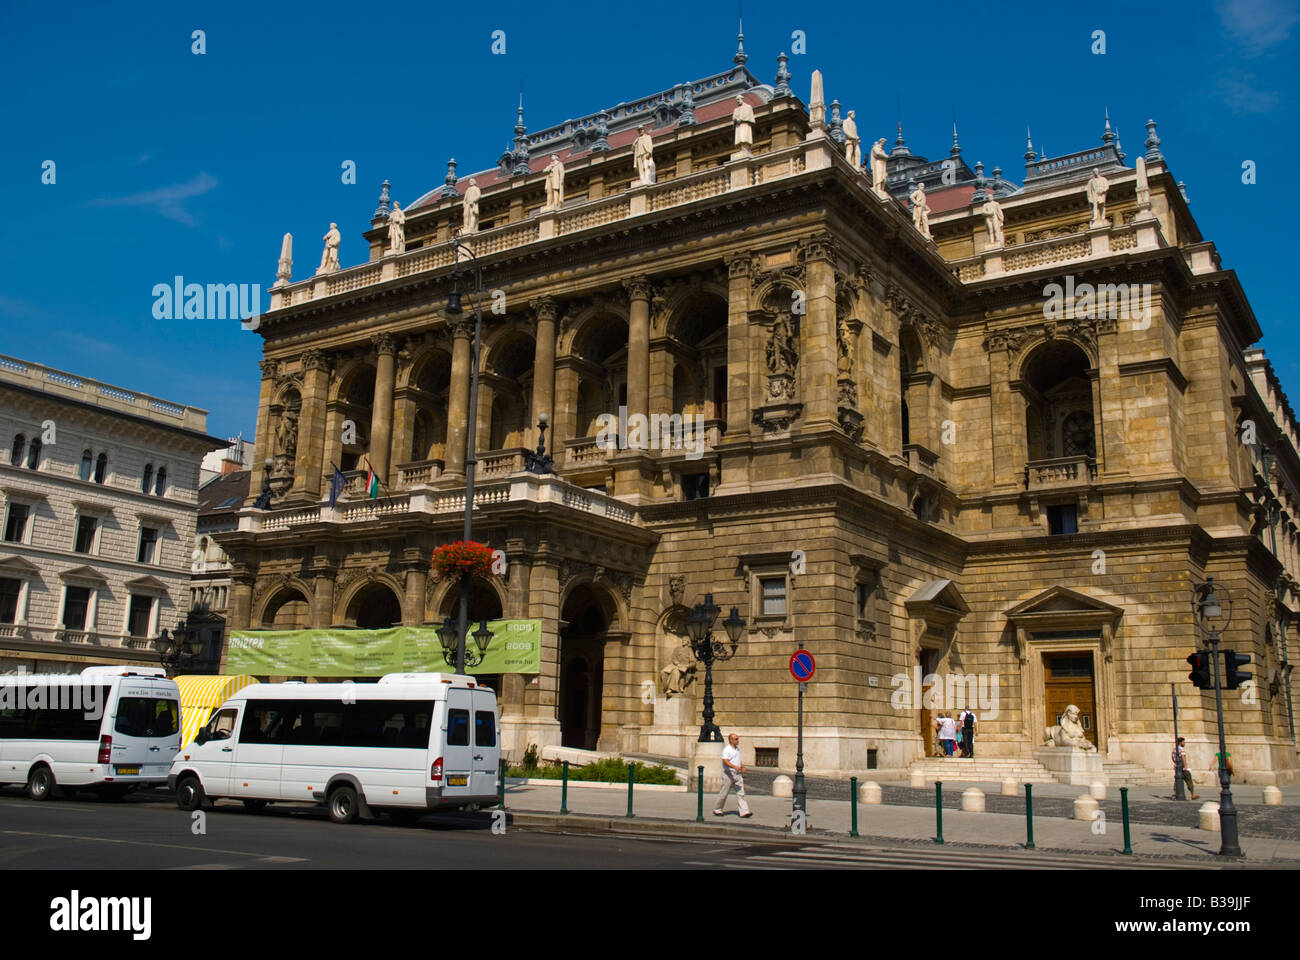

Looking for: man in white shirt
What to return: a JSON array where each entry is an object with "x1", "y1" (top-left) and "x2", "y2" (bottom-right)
[{"x1": 714, "y1": 732, "x2": 752, "y2": 817}]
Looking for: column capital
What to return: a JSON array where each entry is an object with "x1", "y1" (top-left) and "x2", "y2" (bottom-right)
[
  {"x1": 260, "y1": 358, "x2": 281, "y2": 379},
  {"x1": 726, "y1": 252, "x2": 761, "y2": 279},
  {"x1": 372, "y1": 332, "x2": 398, "y2": 357},
  {"x1": 449, "y1": 317, "x2": 474, "y2": 340},
  {"x1": 800, "y1": 232, "x2": 838, "y2": 264},
  {"x1": 623, "y1": 275, "x2": 654, "y2": 302},
  {"x1": 530, "y1": 296, "x2": 558, "y2": 322},
  {"x1": 301, "y1": 349, "x2": 332, "y2": 373}
]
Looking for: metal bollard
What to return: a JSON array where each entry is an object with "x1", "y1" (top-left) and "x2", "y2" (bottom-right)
[
  {"x1": 696, "y1": 765, "x2": 704, "y2": 823},
  {"x1": 1025, "y1": 783, "x2": 1035, "y2": 850},
  {"x1": 498, "y1": 758, "x2": 506, "y2": 809},
  {"x1": 1121, "y1": 786, "x2": 1132, "y2": 855},
  {"x1": 934, "y1": 781, "x2": 944, "y2": 844},
  {"x1": 850, "y1": 776, "x2": 859, "y2": 838},
  {"x1": 626, "y1": 762, "x2": 635, "y2": 818},
  {"x1": 560, "y1": 760, "x2": 569, "y2": 815}
]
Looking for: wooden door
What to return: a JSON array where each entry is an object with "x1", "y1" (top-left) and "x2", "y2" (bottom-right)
[{"x1": 1044, "y1": 653, "x2": 1097, "y2": 748}]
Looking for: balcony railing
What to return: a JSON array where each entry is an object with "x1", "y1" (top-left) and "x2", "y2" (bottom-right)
[
  {"x1": 1026, "y1": 455, "x2": 1098, "y2": 489},
  {"x1": 396, "y1": 459, "x2": 445, "y2": 488}
]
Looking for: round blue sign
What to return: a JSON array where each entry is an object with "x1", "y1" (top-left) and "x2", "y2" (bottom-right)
[{"x1": 789, "y1": 650, "x2": 815, "y2": 681}]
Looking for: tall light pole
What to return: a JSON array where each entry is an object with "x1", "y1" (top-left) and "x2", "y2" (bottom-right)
[
  {"x1": 445, "y1": 234, "x2": 487, "y2": 676},
  {"x1": 1191, "y1": 576, "x2": 1243, "y2": 857},
  {"x1": 683, "y1": 594, "x2": 745, "y2": 742}
]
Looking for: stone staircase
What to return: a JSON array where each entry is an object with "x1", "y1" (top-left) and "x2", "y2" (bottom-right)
[
  {"x1": 1102, "y1": 760, "x2": 1167, "y2": 787},
  {"x1": 908, "y1": 756, "x2": 1060, "y2": 784}
]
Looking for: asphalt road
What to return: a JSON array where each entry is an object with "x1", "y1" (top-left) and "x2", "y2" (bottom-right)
[{"x1": 0, "y1": 786, "x2": 1213, "y2": 870}]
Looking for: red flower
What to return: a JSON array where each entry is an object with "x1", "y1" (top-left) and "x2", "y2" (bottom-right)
[{"x1": 432, "y1": 540, "x2": 495, "y2": 579}]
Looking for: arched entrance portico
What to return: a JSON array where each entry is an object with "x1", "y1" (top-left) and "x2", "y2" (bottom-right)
[
  {"x1": 558, "y1": 582, "x2": 621, "y2": 750},
  {"x1": 345, "y1": 581, "x2": 403, "y2": 629}
]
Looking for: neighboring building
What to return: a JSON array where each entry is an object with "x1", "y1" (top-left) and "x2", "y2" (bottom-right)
[
  {"x1": 0, "y1": 354, "x2": 223, "y2": 672},
  {"x1": 199, "y1": 435, "x2": 252, "y2": 487},
  {"x1": 186, "y1": 468, "x2": 251, "y2": 673},
  {"x1": 218, "y1": 44, "x2": 1298, "y2": 784}
]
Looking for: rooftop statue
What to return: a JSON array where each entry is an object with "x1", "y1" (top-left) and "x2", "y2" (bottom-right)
[
  {"x1": 463, "y1": 178, "x2": 481, "y2": 233},
  {"x1": 1087, "y1": 167, "x2": 1110, "y2": 227},
  {"x1": 910, "y1": 182, "x2": 931, "y2": 240},
  {"x1": 633, "y1": 126, "x2": 656, "y2": 185},
  {"x1": 843, "y1": 109, "x2": 861, "y2": 169},
  {"x1": 732, "y1": 94, "x2": 754, "y2": 147},
  {"x1": 544, "y1": 155, "x2": 565, "y2": 211},
  {"x1": 984, "y1": 195, "x2": 1005, "y2": 246},
  {"x1": 387, "y1": 201, "x2": 406, "y2": 256},
  {"x1": 870, "y1": 138, "x2": 889, "y2": 199},
  {"x1": 317, "y1": 222, "x2": 341, "y2": 275}
]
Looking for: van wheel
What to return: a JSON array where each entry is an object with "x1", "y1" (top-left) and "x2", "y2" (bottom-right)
[
  {"x1": 328, "y1": 785, "x2": 359, "y2": 824},
  {"x1": 243, "y1": 799, "x2": 269, "y2": 812},
  {"x1": 27, "y1": 765, "x2": 55, "y2": 801},
  {"x1": 176, "y1": 775, "x2": 205, "y2": 812}
]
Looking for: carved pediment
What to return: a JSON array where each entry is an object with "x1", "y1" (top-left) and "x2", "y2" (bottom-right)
[
  {"x1": 1005, "y1": 585, "x2": 1122, "y2": 622},
  {"x1": 905, "y1": 579, "x2": 970, "y2": 623}
]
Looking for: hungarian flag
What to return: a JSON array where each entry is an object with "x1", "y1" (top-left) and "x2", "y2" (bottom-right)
[{"x1": 364, "y1": 458, "x2": 379, "y2": 499}]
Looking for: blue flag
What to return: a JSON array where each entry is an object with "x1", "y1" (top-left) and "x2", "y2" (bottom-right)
[{"x1": 328, "y1": 464, "x2": 346, "y2": 507}]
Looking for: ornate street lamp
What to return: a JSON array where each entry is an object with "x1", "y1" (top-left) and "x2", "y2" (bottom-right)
[
  {"x1": 438, "y1": 616, "x2": 492, "y2": 668},
  {"x1": 683, "y1": 593, "x2": 744, "y2": 742},
  {"x1": 442, "y1": 232, "x2": 493, "y2": 675},
  {"x1": 524, "y1": 413, "x2": 554, "y2": 475},
  {"x1": 1191, "y1": 576, "x2": 1242, "y2": 857},
  {"x1": 156, "y1": 618, "x2": 205, "y2": 676}
]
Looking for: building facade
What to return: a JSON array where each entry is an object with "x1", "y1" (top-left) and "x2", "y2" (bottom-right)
[
  {"x1": 0, "y1": 354, "x2": 222, "y2": 673},
  {"x1": 219, "y1": 54, "x2": 1299, "y2": 784}
]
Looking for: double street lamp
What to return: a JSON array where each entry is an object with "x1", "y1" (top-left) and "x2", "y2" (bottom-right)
[
  {"x1": 683, "y1": 593, "x2": 745, "y2": 742},
  {"x1": 1190, "y1": 576, "x2": 1243, "y2": 857},
  {"x1": 438, "y1": 617, "x2": 494, "y2": 669},
  {"x1": 156, "y1": 618, "x2": 205, "y2": 676}
]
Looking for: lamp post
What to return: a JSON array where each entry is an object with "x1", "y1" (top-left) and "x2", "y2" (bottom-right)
[
  {"x1": 155, "y1": 618, "x2": 205, "y2": 676},
  {"x1": 437, "y1": 617, "x2": 494, "y2": 668},
  {"x1": 683, "y1": 594, "x2": 745, "y2": 742},
  {"x1": 444, "y1": 233, "x2": 491, "y2": 675},
  {"x1": 524, "y1": 413, "x2": 554, "y2": 475},
  {"x1": 1191, "y1": 576, "x2": 1243, "y2": 857}
]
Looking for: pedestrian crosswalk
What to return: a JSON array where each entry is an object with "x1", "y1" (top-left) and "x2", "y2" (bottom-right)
[{"x1": 681, "y1": 842, "x2": 1225, "y2": 870}]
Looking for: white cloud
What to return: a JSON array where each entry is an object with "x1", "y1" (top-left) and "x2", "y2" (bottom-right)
[
  {"x1": 86, "y1": 172, "x2": 219, "y2": 226},
  {"x1": 1216, "y1": 0, "x2": 1299, "y2": 55}
]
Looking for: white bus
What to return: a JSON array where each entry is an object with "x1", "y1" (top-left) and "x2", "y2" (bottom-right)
[
  {"x1": 0, "y1": 666, "x2": 181, "y2": 800},
  {"x1": 169, "y1": 673, "x2": 500, "y2": 824}
]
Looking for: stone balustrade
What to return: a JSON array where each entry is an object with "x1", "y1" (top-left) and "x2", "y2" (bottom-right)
[
  {"x1": 1026, "y1": 455, "x2": 1098, "y2": 489},
  {"x1": 396, "y1": 459, "x2": 445, "y2": 489},
  {"x1": 239, "y1": 473, "x2": 640, "y2": 533},
  {"x1": 948, "y1": 217, "x2": 1162, "y2": 283}
]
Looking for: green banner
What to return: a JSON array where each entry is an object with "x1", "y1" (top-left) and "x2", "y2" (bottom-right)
[{"x1": 226, "y1": 620, "x2": 541, "y2": 677}]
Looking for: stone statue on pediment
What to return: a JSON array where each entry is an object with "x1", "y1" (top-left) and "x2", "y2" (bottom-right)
[
  {"x1": 660, "y1": 642, "x2": 697, "y2": 697},
  {"x1": 910, "y1": 183, "x2": 931, "y2": 239},
  {"x1": 544, "y1": 155, "x2": 565, "y2": 210},
  {"x1": 843, "y1": 110, "x2": 861, "y2": 168},
  {"x1": 1045, "y1": 704, "x2": 1096, "y2": 751},
  {"x1": 318, "y1": 223, "x2": 341, "y2": 275},
  {"x1": 463, "y1": 179, "x2": 481, "y2": 233},
  {"x1": 732, "y1": 95, "x2": 754, "y2": 147},
  {"x1": 275, "y1": 407, "x2": 298, "y2": 460},
  {"x1": 766, "y1": 313, "x2": 798, "y2": 378},
  {"x1": 870, "y1": 138, "x2": 889, "y2": 198},
  {"x1": 1087, "y1": 167, "x2": 1110, "y2": 227},
  {"x1": 387, "y1": 202, "x2": 406, "y2": 256},
  {"x1": 984, "y1": 196, "x2": 1005, "y2": 246},
  {"x1": 633, "y1": 126, "x2": 656, "y2": 185}
]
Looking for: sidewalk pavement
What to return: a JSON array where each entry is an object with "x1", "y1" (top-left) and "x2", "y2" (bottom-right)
[{"x1": 501, "y1": 781, "x2": 1300, "y2": 864}]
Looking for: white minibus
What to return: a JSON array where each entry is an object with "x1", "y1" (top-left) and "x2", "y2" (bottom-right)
[
  {"x1": 0, "y1": 666, "x2": 181, "y2": 800},
  {"x1": 168, "y1": 673, "x2": 500, "y2": 823}
]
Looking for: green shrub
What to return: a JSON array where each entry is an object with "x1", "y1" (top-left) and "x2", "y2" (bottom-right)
[{"x1": 506, "y1": 756, "x2": 680, "y2": 785}]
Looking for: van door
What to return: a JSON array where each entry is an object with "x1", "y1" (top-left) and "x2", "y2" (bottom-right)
[
  {"x1": 143, "y1": 681, "x2": 181, "y2": 782},
  {"x1": 470, "y1": 690, "x2": 499, "y2": 799},
  {"x1": 441, "y1": 689, "x2": 473, "y2": 802},
  {"x1": 190, "y1": 706, "x2": 239, "y2": 796},
  {"x1": 232, "y1": 699, "x2": 286, "y2": 799},
  {"x1": 110, "y1": 681, "x2": 173, "y2": 782}
]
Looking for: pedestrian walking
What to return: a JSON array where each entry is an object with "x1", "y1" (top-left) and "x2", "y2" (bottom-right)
[
  {"x1": 1172, "y1": 737, "x2": 1198, "y2": 799},
  {"x1": 937, "y1": 712, "x2": 957, "y2": 757},
  {"x1": 958, "y1": 707, "x2": 977, "y2": 758},
  {"x1": 713, "y1": 732, "x2": 752, "y2": 818},
  {"x1": 1213, "y1": 749, "x2": 1234, "y2": 782}
]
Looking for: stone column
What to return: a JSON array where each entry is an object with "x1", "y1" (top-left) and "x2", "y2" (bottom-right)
[
  {"x1": 291, "y1": 350, "x2": 330, "y2": 499},
  {"x1": 554, "y1": 361, "x2": 580, "y2": 445},
  {"x1": 530, "y1": 298, "x2": 557, "y2": 447},
  {"x1": 403, "y1": 566, "x2": 427, "y2": 625},
  {"x1": 312, "y1": 572, "x2": 335, "y2": 628},
  {"x1": 988, "y1": 337, "x2": 1022, "y2": 490},
  {"x1": 445, "y1": 319, "x2": 473, "y2": 477},
  {"x1": 801, "y1": 237, "x2": 837, "y2": 427},
  {"x1": 725, "y1": 253, "x2": 754, "y2": 436},
  {"x1": 624, "y1": 276, "x2": 652, "y2": 422},
  {"x1": 249, "y1": 359, "x2": 278, "y2": 499},
  {"x1": 369, "y1": 333, "x2": 398, "y2": 484},
  {"x1": 221, "y1": 573, "x2": 256, "y2": 672}
]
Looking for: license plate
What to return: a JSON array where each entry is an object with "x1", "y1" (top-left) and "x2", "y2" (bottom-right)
[
  {"x1": 115, "y1": 766, "x2": 139, "y2": 776},
  {"x1": 447, "y1": 775, "x2": 468, "y2": 786}
]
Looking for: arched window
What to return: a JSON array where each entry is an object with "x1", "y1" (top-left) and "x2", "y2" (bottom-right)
[
  {"x1": 142, "y1": 464, "x2": 154, "y2": 493},
  {"x1": 94, "y1": 452, "x2": 108, "y2": 484},
  {"x1": 79, "y1": 449, "x2": 93, "y2": 481},
  {"x1": 25, "y1": 438, "x2": 41, "y2": 470},
  {"x1": 154, "y1": 466, "x2": 167, "y2": 497},
  {"x1": 10, "y1": 434, "x2": 25, "y2": 467}
]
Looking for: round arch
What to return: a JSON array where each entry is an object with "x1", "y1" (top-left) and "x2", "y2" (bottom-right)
[
  {"x1": 659, "y1": 283, "x2": 728, "y2": 340},
  {"x1": 1019, "y1": 339, "x2": 1097, "y2": 462},
  {"x1": 340, "y1": 578, "x2": 405, "y2": 629},
  {"x1": 258, "y1": 583, "x2": 312, "y2": 629},
  {"x1": 433, "y1": 576, "x2": 506, "y2": 623},
  {"x1": 559, "y1": 304, "x2": 630, "y2": 359}
]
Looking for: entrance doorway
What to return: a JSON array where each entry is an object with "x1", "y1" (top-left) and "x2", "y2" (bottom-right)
[
  {"x1": 919, "y1": 648, "x2": 940, "y2": 757},
  {"x1": 1044, "y1": 653, "x2": 1097, "y2": 748},
  {"x1": 558, "y1": 583, "x2": 615, "y2": 750}
]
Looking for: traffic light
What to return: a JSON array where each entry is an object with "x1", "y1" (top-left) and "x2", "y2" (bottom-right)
[
  {"x1": 1187, "y1": 651, "x2": 1212, "y2": 689},
  {"x1": 1223, "y1": 650, "x2": 1252, "y2": 690}
]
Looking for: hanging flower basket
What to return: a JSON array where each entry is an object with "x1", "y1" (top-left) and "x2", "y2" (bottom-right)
[{"x1": 432, "y1": 540, "x2": 494, "y2": 580}]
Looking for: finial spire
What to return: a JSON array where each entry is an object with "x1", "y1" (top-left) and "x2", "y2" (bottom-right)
[
  {"x1": 373, "y1": 179, "x2": 391, "y2": 219},
  {"x1": 950, "y1": 112, "x2": 961, "y2": 157},
  {"x1": 734, "y1": 0, "x2": 747, "y2": 65},
  {"x1": 678, "y1": 82, "x2": 697, "y2": 126},
  {"x1": 512, "y1": 87, "x2": 531, "y2": 177},
  {"x1": 1144, "y1": 118, "x2": 1163, "y2": 162},
  {"x1": 1024, "y1": 126, "x2": 1036, "y2": 163},
  {"x1": 437, "y1": 159, "x2": 459, "y2": 199},
  {"x1": 1101, "y1": 107, "x2": 1115, "y2": 147},
  {"x1": 773, "y1": 52, "x2": 791, "y2": 97}
]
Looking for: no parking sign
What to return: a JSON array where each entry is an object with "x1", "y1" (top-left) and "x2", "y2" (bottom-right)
[{"x1": 789, "y1": 650, "x2": 815, "y2": 682}]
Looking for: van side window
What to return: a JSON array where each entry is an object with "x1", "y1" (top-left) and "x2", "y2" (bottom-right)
[
  {"x1": 447, "y1": 709, "x2": 470, "y2": 746},
  {"x1": 208, "y1": 708, "x2": 238, "y2": 740},
  {"x1": 241, "y1": 703, "x2": 291, "y2": 744},
  {"x1": 474, "y1": 710, "x2": 496, "y2": 747}
]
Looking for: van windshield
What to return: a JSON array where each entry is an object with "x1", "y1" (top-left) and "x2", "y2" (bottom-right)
[{"x1": 115, "y1": 697, "x2": 180, "y2": 738}]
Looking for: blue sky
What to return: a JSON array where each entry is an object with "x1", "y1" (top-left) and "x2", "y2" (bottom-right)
[{"x1": 1, "y1": 0, "x2": 1296, "y2": 441}]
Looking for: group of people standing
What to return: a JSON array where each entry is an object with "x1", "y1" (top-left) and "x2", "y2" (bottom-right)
[{"x1": 933, "y1": 709, "x2": 977, "y2": 758}]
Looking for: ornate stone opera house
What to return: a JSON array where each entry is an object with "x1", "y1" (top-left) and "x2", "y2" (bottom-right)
[{"x1": 221, "y1": 54, "x2": 1298, "y2": 785}]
